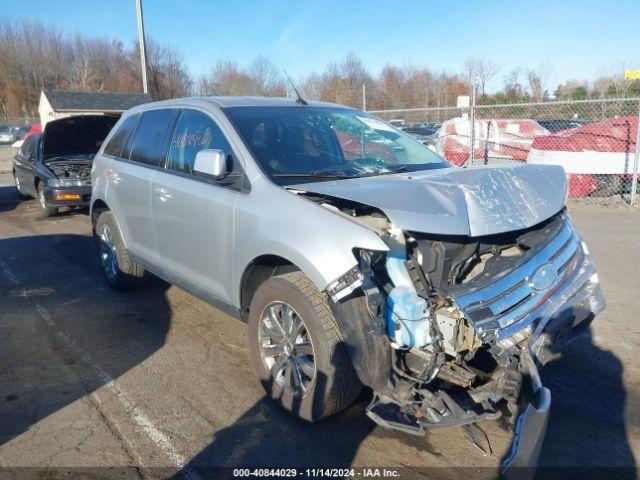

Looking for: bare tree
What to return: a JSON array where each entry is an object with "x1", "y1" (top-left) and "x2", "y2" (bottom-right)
[
  {"x1": 196, "y1": 56, "x2": 286, "y2": 97},
  {"x1": 299, "y1": 71, "x2": 324, "y2": 100},
  {"x1": 249, "y1": 55, "x2": 286, "y2": 96},
  {"x1": 526, "y1": 62, "x2": 552, "y2": 101},
  {"x1": 1, "y1": 16, "x2": 639, "y2": 120},
  {"x1": 464, "y1": 58, "x2": 499, "y2": 97}
]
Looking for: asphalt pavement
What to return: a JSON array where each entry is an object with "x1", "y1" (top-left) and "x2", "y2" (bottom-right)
[{"x1": 0, "y1": 172, "x2": 637, "y2": 479}]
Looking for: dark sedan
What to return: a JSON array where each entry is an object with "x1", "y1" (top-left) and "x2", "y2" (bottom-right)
[{"x1": 12, "y1": 115, "x2": 118, "y2": 217}]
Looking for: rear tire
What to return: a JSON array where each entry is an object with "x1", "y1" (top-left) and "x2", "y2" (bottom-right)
[
  {"x1": 94, "y1": 211, "x2": 145, "y2": 290},
  {"x1": 248, "y1": 271, "x2": 361, "y2": 422},
  {"x1": 37, "y1": 182, "x2": 58, "y2": 217}
]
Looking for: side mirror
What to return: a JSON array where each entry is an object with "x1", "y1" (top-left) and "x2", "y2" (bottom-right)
[{"x1": 193, "y1": 149, "x2": 228, "y2": 179}]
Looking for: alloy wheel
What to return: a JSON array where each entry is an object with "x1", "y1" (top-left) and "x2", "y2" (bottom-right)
[
  {"x1": 99, "y1": 224, "x2": 118, "y2": 280},
  {"x1": 39, "y1": 188, "x2": 46, "y2": 209},
  {"x1": 258, "y1": 301, "x2": 316, "y2": 397}
]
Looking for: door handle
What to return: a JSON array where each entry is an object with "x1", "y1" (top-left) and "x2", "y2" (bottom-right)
[{"x1": 154, "y1": 188, "x2": 172, "y2": 201}]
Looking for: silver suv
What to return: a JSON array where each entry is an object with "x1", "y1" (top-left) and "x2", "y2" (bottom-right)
[{"x1": 91, "y1": 97, "x2": 604, "y2": 471}]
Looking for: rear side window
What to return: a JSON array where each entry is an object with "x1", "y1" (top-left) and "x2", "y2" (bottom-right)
[
  {"x1": 103, "y1": 114, "x2": 138, "y2": 158},
  {"x1": 127, "y1": 109, "x2": 175, "y2": 166},
  {"x1": 166, "y1": 110, "x2": 232, "y2": 176}
]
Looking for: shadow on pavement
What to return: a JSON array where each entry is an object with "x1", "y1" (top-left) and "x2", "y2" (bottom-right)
[
  {"x1": 0, "y1": 185, "x2": 20, "y2": 213},
  {"x1": 534, "y1": 328, "x2": 637, "y2": 479},
  {"x1": 0, "y1": 233, "x2": 172, "y2": 451},
  {"x1": 175, "y1": 345, "x2": 377, "y2": 477}
]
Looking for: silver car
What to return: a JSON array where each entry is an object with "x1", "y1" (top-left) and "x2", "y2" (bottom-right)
[{"x1": 91, "y1": 97, "x2": 605, "y2": 472}]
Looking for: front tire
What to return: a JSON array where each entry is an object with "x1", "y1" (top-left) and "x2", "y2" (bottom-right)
[
  {"x1": 248, "y1": 271, "x2": 361, "y2": 422},
  {"x1": 94, "y1": 211, "x2": 145, "y2": 290},
  {"x1": 14, "y1": 172, "x2": 30, "y2": 199},
  {"x1": 37, "y1": 182, "x2": 58, "y2": 217}
]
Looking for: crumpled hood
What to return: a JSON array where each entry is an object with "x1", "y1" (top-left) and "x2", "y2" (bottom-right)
[{"x1": 290, "y1": 164, "x2": 567, "y2": 237}]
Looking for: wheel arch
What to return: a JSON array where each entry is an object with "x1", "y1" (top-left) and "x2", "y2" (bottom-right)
[
  {"x1": 90, "y1": 199, "x2": 110, "y2": 231},
  {"x1": 239, "y1": 254, "x2": 301, "y2": 322}
]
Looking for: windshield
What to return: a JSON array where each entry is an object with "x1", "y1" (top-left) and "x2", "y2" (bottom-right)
[{"x1": 225, "y1": 106, "x2": 450, "y2": 184}]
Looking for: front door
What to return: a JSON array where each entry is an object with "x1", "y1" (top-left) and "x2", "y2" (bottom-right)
[{"x1": 151, "y1": 109, "x2": 239, "y2": 303}]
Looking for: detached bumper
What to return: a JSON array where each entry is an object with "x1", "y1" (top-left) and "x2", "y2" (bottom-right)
[
  {"x1": 44, "y1": 185, "x2": 91, "y2": 206},
  {"x1": 500, "y1": 249, "x2": 604, "y2": 476},
  {"x1": 501, "y1": 355, "x2": 551, "y2": 479}
]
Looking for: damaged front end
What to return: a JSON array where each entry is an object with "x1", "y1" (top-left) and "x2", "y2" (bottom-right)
[{"x1": 313, "y1": 193, "x2": 604, "y2": 471}]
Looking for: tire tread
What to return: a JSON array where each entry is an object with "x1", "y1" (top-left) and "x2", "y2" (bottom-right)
[
  {"x1": 274, "y1": 271, "x2": 361, "y2": 417},
  {"x1": 95, "y1": 211, "x2": 144, "y2": 290}
]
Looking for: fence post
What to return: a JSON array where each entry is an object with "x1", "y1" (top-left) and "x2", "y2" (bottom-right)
[
  {"x1": 630, "y1": 100, "x2": 640, "y2": 205},
  {"x1": 469, "y1": 80, "x2": 476, "y2": 164},
  {"x1": 362, "y1": 83, "x2": 366, "y2": 111}
]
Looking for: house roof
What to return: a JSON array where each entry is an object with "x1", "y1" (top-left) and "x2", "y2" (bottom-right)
[{"x1": 43, "y1": 90, "x2": 151, "y2": 112}]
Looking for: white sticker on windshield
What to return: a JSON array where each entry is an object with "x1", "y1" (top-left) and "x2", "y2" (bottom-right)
[{"x1": 356, "y1": 116, "x2": 396, "y2": 132}]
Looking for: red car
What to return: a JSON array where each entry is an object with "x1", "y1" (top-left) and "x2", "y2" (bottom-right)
[
  {"x1": 527, "y1": 117, "x2": 637, "y2": 197},
  {"x1": 436, "y1": 118, "x2": 549, "y2": 166}
]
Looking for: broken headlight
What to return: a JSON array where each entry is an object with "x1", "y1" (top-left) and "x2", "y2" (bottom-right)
[{"x1": 326, "y1": 266, "x2": 364, "y2": 302}]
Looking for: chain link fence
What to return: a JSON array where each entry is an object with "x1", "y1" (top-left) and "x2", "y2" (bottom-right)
[
  {"x1": 3, "y1": 104, "x2": 640, "y2": 205},
  {"x1": 370, "y1": 98, "x2": 640, "y2": 205}
]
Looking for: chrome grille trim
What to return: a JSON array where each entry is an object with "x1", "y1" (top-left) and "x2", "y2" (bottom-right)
[{"x1": 453, "y1": 216, "x2": 583, "y2": 334}]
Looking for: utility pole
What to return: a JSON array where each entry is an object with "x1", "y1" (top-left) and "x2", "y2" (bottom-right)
[
  {"x1": 362, "y1": 83, "x2": 366, "y2": 111},
  {"x1": 135, "y1": 0, "x2": 149, "y2": 95}
]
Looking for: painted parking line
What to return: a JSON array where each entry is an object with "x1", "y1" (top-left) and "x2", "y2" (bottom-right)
[{"x1": 0, "y1": 257, "x2": 200, "y2": 480}]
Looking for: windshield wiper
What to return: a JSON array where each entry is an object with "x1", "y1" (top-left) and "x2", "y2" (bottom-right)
[
  {"x1": 272, "y1": 170, "x2": 354, "y2": 179},
  {"x1": 360, "y1": 165, "x2": 414, "y2": 177},
  {"x1": 389, "y1": 166, "x2": 413, "y2": 174}
]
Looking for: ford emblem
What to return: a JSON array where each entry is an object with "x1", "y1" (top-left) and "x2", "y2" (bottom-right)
[{"x1": 530, "y1": 263, "x2": 558, "y2": 292}]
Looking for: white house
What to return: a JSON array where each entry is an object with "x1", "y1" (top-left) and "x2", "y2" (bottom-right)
[{"x1": 38, "y1": 90, "x2": 150, "y2": 127}]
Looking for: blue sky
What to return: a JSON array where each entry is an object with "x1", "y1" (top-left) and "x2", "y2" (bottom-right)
[{"x1": 2, "y1": 0, "x2": 638, "y2": 90}]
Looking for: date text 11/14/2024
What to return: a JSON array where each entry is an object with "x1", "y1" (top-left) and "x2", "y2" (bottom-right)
[{"x1": 233, "y1": 468, "x2": 401, "y2": 478}]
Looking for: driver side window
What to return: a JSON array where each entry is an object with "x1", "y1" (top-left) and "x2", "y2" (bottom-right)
[{"x1": 166, "y1": 110, "x2": 232, "y2": 177}]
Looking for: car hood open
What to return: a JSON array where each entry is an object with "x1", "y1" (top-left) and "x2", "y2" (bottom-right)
[
  {"x1": 290, "y1": 164, "x2": 567, "y2": 237},
  {"x1": 43, "y1": 115, "x2": 119, "y2": 161}
]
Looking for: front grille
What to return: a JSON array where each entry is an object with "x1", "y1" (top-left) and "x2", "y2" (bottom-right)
[{"x1": 452, "y1": 216, "x2": 583, "y2": 335}]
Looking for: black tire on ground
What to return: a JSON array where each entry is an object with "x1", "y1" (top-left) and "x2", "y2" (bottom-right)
[
  {"x1": 94, "y1": 210, "x2": 145, "y2": 290},
  {"x1": 248, "y1": 271, "x2": 361, "y2": 422},
  {"x1": 13, "y1": 172, "x2": 30, "y2": 199},
  {"x1": 37, "y1": 182, "x2": 58, "y2": 217}
]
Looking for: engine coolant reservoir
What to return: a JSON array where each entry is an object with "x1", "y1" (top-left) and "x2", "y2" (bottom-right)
[{"x1": 385, "y1": 285, "x2": 432, "y2": 348}]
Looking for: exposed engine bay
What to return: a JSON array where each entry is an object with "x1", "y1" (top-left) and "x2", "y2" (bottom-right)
[
  {"x1": 45, "y1": 159, "x2": 93, "y2": 181},
  {"x1": 297, "y1": 190, "x2": 604, "y2": 454}
]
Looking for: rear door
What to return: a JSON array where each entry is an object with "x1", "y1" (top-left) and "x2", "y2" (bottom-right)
[
  {"x1": 151, "y1": 108, "x2": 242, "y2": 303},
  {"x1": 105, "y1": 109, "x2": 175, "y2": 263}
]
